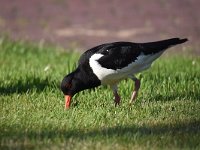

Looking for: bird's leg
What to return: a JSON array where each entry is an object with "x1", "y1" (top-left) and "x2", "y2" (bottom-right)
[
  {"x1": 112, "y1": 85, "x2": 120, "y2": 106},
  {"x1": 129, "y1": 77, "x2": 140, "y2": 104},
  {"x1": 114, "y1": 91, "x2": 120, "y2": 106}
]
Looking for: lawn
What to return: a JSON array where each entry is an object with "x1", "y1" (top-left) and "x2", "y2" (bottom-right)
[{"x1": 0, "y1": 37, "x2": 200, "y2": 150}]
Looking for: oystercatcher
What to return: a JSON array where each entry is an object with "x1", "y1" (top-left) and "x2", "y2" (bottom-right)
[{"x1": 61, "y1": 38, "x2": 188, "y2": 108}]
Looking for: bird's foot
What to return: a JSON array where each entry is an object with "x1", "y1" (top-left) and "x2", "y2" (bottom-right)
[
  {"x1": 129, "y1": 79, "x2": 140, "y2": 105},
  {"x1": 129, "y1": 90, "x2": 138, "y2": 104},
  {"x1": 114, "y1": 93, "x2": 121, "y2": 107}
]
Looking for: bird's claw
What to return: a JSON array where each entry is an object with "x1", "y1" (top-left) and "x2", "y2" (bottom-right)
[{"x1": 115, "y1": 100, "x2": 120, "y2": 107}]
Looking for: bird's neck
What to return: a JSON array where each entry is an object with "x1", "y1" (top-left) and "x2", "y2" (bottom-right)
[{"x1": 75, "y1": 66, "x2": 101, "y2": 90}]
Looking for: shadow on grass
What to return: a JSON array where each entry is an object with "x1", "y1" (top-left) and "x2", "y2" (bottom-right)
[
  {"x1": 148, "y1": 91, "x2": 200, "y2": 102},
  {"x1": 1, "y1": 120, "x2": 200, "y2": 149},
  {"x1": 0, "y1": 76, "x2": 59, "y2": 95}
]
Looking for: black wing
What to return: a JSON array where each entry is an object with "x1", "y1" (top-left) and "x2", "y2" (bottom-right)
[
  {"x1": 78, "y1": 43, "x2": 108, "y2": 65},
  {"x1": 97, "y1": 42, "x2": 141, "y2": 70},
  {"x1": 97, "y1": 38, "x2": 187, "y2": 70},
  {"x1": 79, "y1": 38, "x2": 188, "y2": 70},
  {"x1": 78, "y1": 42, "x2": 141, "y2": 70}
]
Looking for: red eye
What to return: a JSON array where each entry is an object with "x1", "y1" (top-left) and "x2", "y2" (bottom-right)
[{"x1": 65, "y1": 83, "x2": 72, "y2": 89}]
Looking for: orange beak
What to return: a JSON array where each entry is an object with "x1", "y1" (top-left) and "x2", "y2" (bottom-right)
[{"x1": 65, "y1": 95, "x2": 72, "y2": 109}]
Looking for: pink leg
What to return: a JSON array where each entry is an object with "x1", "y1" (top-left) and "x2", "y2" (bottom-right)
[
  {"x1": 113, "y1": 90, "x2": 121, "y2": 106},
  {"x1": 129, "y1": 78, "x2": 140, "y2": 104},
  {"x1": 112, "y1": 85, "x2": 120, "y2": 106}
]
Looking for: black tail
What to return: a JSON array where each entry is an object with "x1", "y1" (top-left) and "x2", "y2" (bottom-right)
[
  {"x1": 140, "y1": 38, "x2": 188, "y2": 55},
  {"x1": 158, "y1": 38, "x2": 188, "y2": 46}
]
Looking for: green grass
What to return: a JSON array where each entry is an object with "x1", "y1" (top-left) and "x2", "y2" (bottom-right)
[{"x1": 0, "y1": 37, "x2": 200, "y2": 150}]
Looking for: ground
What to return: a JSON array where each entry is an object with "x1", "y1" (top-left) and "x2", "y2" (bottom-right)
[{"x1": 0, "y1": 0, "x2": 199, "y2": 53}]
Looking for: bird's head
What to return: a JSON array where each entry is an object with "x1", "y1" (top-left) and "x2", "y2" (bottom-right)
[
  {"x1": 61, "y1": 65, "x2": 101, "y2": 109},
  {"x1": 61, "y1": 71, "x2": 84, "y2": 109}
]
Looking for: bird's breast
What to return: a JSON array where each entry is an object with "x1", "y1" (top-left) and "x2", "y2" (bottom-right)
[{"x1": 89, "y1": 54, "x2": 116, "y2": 80}]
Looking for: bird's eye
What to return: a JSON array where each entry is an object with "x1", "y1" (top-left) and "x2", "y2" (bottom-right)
[
  {"x1": 65, "y1": 83, "x2": 72, "y2": 89},
  {"x1": 102, "y1": 49, "x2": 109, "y2": 55}
]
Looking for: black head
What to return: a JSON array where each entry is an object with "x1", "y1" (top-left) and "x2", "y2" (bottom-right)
[
  {"x1": 61, "y1": 66, "x2": 101, "y2": 108},
  {"x1": 61, "y1": 71, "x2": 81, "y2": 108},
  {"x1": 61, "y1": 68, "x2": 93, "y2": 108},
  {"x1": 61, "y1": 72, "x2": 83, "y2": 97}
]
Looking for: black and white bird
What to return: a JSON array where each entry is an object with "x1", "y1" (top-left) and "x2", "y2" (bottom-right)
[{"x1": 61, "y1": 38, "x2": 188, "y2": 108}]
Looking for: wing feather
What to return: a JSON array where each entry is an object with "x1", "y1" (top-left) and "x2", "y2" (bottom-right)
[{"x1": 97, "y1": 44, "x2": 141, "y2": 70}]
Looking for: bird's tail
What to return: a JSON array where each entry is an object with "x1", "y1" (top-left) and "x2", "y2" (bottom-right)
[
  {"x1": 141, "y1": 38, "x2": 188, "y2": 54},
  {"x1": 159, "y1": 38, "x2": 188, "y2": 46}
]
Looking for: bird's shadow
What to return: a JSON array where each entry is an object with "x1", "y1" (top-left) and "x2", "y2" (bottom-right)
[
  {"x1": 1, "y1": 120, "x2": 200, "y2": 149},
  {"x1": 0, "y1": 76, "x2": 58, "y2": 95},
  {"x1": 147, "y1": 92, "x2": 200, "y2": 102}
]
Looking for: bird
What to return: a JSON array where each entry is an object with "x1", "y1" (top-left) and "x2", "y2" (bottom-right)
[{"x1": 61, "y1": 38, "x2": 188, "y2": 108}]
